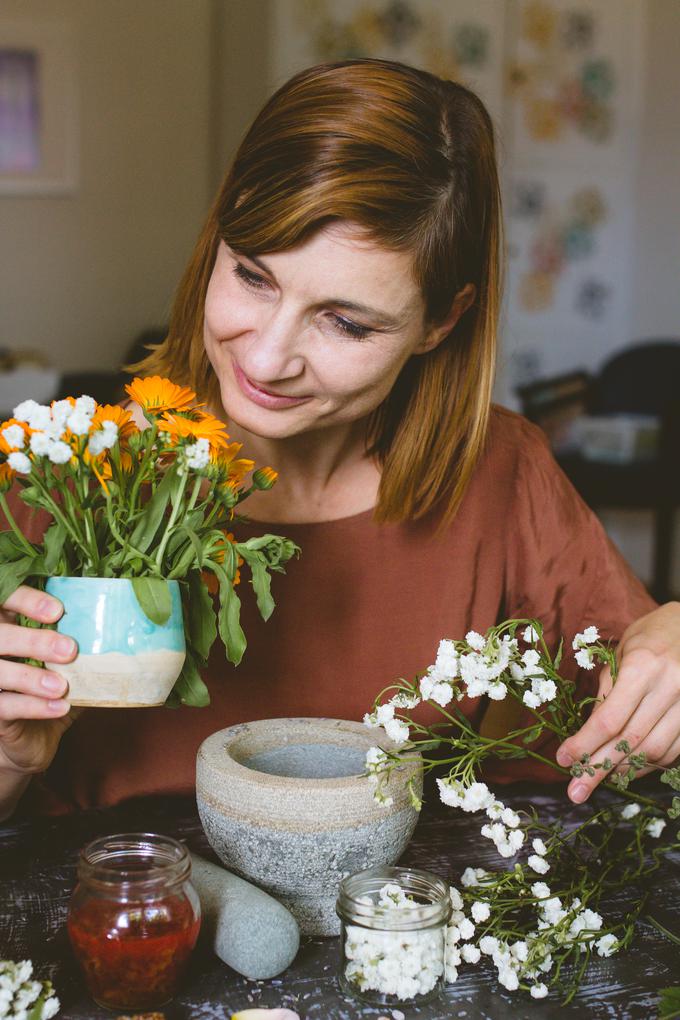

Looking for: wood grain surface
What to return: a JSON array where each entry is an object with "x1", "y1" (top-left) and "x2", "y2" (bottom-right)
[{"x1": 1, "y1": 783, "x2": 679, "y2": 1020}]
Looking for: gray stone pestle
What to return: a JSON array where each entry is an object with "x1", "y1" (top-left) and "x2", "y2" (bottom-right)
[{"x1": 189, "y1": 852, "x2": 300, "y2": 979}]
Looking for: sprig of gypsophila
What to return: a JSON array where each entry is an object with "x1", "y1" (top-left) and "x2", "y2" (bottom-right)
[{"x1": 363, "y1": 619, "x2": 680, "y2": 1002}]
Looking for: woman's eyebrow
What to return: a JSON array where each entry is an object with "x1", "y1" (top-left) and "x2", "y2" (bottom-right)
[{"x1": 242, "y1": 250, "x2": 411, "y2": 329}]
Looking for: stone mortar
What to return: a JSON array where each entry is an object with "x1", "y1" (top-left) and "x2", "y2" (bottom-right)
[{"x1": 195, "y1": 717, "x2": 421, "y2": 936}]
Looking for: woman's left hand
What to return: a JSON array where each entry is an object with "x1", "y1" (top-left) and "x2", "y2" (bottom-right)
[{"x1": 556, "y1": 601, "x2": 680, "y2": 802}]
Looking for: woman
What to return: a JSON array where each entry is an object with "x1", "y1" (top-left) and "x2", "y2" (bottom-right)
[{"x1": 1, "y1": 59, "x2": 679, "y2": 820}]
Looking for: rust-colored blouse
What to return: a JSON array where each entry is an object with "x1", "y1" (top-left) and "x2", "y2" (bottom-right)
[{"x1": 7, "y1": 408, "x2": 655, "y2": 815}]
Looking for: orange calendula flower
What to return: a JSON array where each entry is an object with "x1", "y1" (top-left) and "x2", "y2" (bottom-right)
[
  {"x1": 0, "y1": 430, "x2": 16, "y2": 491},
  {"x1": 125, "y1": 376, "x2": 200, "y2": 415},
  {"x1": 90, "y1": 404, "x2": 138, "y2": 443},
  {"x1": 158, "y1": 410, "x2": 231, "y2": 450}
]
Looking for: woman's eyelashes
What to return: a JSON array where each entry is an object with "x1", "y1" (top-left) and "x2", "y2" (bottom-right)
[{"x1": 231, "y1": 261, "x2": 373, "y2": 341}]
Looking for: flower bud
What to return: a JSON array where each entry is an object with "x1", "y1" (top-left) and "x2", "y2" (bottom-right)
[{"x1": 252, "y1": 466, "x2": 278, "y2": 490}]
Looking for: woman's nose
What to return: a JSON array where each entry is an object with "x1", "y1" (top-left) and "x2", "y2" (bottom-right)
[{"x1": 242, "y1": 307, "x2": 305, "y2": 383}]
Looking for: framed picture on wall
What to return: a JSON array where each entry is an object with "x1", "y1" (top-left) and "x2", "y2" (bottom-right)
[{"x1": 0, "y1": 20, "x2": 78, "y2": 194}]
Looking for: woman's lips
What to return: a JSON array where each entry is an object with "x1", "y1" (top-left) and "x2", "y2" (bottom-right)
[{"x1": 231, "y1": 358, "x2": 311, "y2": 410}]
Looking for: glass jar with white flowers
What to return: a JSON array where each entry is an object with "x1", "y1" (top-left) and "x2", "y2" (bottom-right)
[{"x1": 336, "y1": 866, "x2": 451, "y2": 1007}]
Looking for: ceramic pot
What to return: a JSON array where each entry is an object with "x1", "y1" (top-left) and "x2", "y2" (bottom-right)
[
  {"x1": 44, "y1": 576, "x2": 186, "y2": 707},
  {"x1": 195, "y1": 717, "x2": 422, "y2": 936}
]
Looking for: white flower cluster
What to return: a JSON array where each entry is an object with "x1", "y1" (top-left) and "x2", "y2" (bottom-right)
[
  {"x1": 343, "y1": 884, "x2": 445, "y2": 1002},
  {"x1": 0, "y1": 960, "x2": 59, "y2": 1019},
  {"x1": 7, "y1": 395, "x2": 111, "y2": 470},
  {"x1": 443, "y1": 877, "x2": 620, "y2": 998},
  {"x1": 437, "y1": 779, "x2": 529, "y2": 859},
  {"x1": 182, "y1": 437, "x2": 211, "y2": 472},
  {"x1": 364, "y1": 747, "x2": 393, "y2": 806},
  {"x1": 572, "y1": 625, "x2": 601, "y2": 670}
]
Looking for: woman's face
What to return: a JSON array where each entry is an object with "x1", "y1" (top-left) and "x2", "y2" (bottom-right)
[{"x1": 203, "y1": 222, "x2": 440, "y2": 441}]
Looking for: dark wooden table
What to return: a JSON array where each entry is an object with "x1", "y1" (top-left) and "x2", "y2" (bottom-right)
[{"x1": 1, "y1": 785, "x2": 679, "y2": 1020}]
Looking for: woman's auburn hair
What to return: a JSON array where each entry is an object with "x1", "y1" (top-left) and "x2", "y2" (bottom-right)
[{"x1": 133, "y1": 58, "x2": 502, "y2": 526}]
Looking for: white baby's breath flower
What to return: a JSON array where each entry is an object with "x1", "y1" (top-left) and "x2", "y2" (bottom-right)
[
  {"x1": 460, "y1": 943, "x2": 481, "y2": 964},
  {"x1": 1, "y1": 424, "x2": 25, "y2": 449},
  {"x1": 530, "y1": 983, "x2": 549, "y2": 998},
  {"x1": 29, "y1": 432, "x2": 54, "y2": 456},
  {"x1": 48, "y1": 441, "x2": 73, "y2": 465},
  {"x1": 458, "y1": 917, "x2": 475, "y2": 941},
  {"x1": 487, "y1": 681, "x2": 507, "y2": 701},
  {"x1": 501, "y1": 808, "x2": 521, "y2": 828},
  {"x1": 531, "y1": 882, "x2": 551, "y2": 899},
  {"x1": 66, "y1": 409, "x2": 93, "y2": 435},
  {"x1": 572, "y1": 626, "x2": 600, "y2": 649},
  {"x1": 575, "y1": 648, "x2": 595, "y2": 670},
  {"x1": 528, "y1": 854, "x2": 550, "y2": 874},
  {"x1": 465, "y1": 630, "x2": 486, "y2": 652},
  {"x1": 595, "y1": 933, "x2": 618, "y2": 957},
  {"x1": 532, "y1": 838, "x2": 547, "y2": 856},
  {"x1": 645, "y1": 818, "x2": 667, "y2": 838},
  {"x1": 375, "y1": 703, "x2": 395, "y2": 726},
  {"x1": 390, "y1": 692, "x2": 420, "y2": 710},
  {"x1": 7, "y1": 451, "x2": 31, "y2": 474},
  {"x1": 435, "y1": 638, "x2": 458, "y2": 678},
  {"x1": 523, "y1": 690, "x2": 541, "y2": 709},
  {"x1": 620, "y1": 803, "x2": 641, "y2": 820},
  {"x1": 471, "y1": 901, "x2": 491, "y2": 923},
  {"x1": 184, "y1": 437, "x2": 211, "y2": 470},
  {"x1": 364, "y1": 747, "x2": 389, "y2": 775},
  {"x1": 523, "y1": 625, "x2": 540, "y2": 642},
  {"x1": 510, "y1": 661, "x2": 526, "y2": 682},
  {"x1": 384, "y1": 717, "x2": 410, "y2": 745},
  {"x1": 363, "y1": 711, "x2": 379, "y2": 729},
  {"x1": 74, "y1": 395, "x2": 96, "y2": 417},
  {"x1": 461, "y1": 867, "x2": 488, "y2": 888},
  {"x1": 437, "y1": 777, "x2": 464, "y2": 808},
  {"x1": 521, "y1": 648, "x2": 541, "y2": 669}
]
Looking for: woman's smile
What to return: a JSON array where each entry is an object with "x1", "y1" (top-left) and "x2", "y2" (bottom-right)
[{"x1": 231, "y1": 357, "x2": 313, "y2": 410}]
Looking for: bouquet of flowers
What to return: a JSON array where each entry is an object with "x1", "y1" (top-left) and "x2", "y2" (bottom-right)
[
  {"x1": 364, "y1": 620, "x2": 680, "y2": 1003},
  {"x1": 0, "y1": 376, "x2": 299, "y2": 707}
]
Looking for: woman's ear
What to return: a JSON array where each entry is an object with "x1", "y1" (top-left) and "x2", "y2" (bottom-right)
[{"x1": 416, "y1": 283, "x2": 477, "y2": 354}]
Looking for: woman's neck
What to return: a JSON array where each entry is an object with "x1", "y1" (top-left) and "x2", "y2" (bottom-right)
[{"x1": 223, "y1": 416, "x2": 381, "y2": 524}]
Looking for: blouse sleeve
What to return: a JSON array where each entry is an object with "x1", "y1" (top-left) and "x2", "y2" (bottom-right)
[{"x1": 481, "y1": 417, "x2": 657, "y2": 784}]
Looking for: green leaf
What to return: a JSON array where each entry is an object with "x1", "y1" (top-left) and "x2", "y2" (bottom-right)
[
  {"x1": 0, "y1": 529, "x2": 30, "y2": 563},
  {"x1": 658, "y1": 986, "x2": 680, "y2": 1020},
  {"x1": 522, "y1": 724, "x2": 544, "y2": 745},
  {"x1": 553, "y1": 637, "x2": 564, "y2": 670},
  {"x1": 0, "y1": 556, "x2": 36, "y2": 604},
  {"x1": 131, "y1": 576, "x2": 172, "y2": 625},
  {"x1": 186, "y1": 571, "x2": 217, "y2": 661},
  {"x1": 129, "y1": 465, "x2": 177, "y2": 554},
  {"x1": 248, "y1": 552, "x2": 275, "y2": 621},
  {"x1": 170, "y1": 649, "x2": 211, "y2": 707},
  {"x1": 214, "y1": 563, "x2": 246, "y2": 665}
]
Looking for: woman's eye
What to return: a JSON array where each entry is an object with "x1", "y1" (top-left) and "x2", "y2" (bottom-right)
[
  {"x1": 233, "y1": 262, "x2": 269, "y2": 290},
  {"x1": 329, "y1": 314, "x2": 372, "y2": 341}
]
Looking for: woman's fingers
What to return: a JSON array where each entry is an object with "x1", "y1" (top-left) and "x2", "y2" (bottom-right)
[
  {"x1": 557, "y1": 648, "x2": 667, "y2": 768},
  {"x1": 0, "y1": 620, "x2": 77, "y2": 663},
  {"x1": 0, "y1": 658, "x2": 68, "y2": 700},
  {"x1": 0, "y1": 691, "x2": 70, "y2": 722},
  {"x1": 0, "y1": 585, "x2": 64, "y2": 624},
  {"x1": 567, "y1": 699, "x2": 680, "y2": 803}
]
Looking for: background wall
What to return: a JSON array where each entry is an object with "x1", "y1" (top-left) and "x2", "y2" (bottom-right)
[{"x1": 0, "y1": 0, "x2": 213, "y2": 372}]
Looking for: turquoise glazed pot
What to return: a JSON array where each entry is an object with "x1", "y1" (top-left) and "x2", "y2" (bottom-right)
[{"x1": 44, "y1": 577, "x2": 186, "y2": 707}]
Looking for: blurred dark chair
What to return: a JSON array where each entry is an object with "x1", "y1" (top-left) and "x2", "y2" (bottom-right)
[
  {"x1": 517, "y1": 340, "x2": 680, "y2": 603},
  {"x1": 53, "y1": 328, "x2": 167, "y2": 407}
]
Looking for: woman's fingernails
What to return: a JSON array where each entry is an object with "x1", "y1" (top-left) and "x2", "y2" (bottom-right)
[
  {"x1": 570, "y1": 783, "x2": 588, "y2": 803},
  {"x1": 40, "y1": 675, "x2": 64, "y2": 694},
  {"x1": 47, "y1": 699, "x2": 69, "y2": 713},
  {"x1": 556, "y1": 749, "x2": 573, "y2": 767}
]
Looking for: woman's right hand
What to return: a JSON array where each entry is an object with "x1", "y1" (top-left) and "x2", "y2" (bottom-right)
[{"x1": 0, "y1": 585, "x2": 79, "y2": 780}]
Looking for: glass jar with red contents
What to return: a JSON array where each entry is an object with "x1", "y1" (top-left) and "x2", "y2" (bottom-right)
[{"x1": 67, "y1": 832, "x2": 201, "y2": 1011}]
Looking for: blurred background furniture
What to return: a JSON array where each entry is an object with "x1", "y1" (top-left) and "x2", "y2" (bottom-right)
[
  {"x1": 517, "y1": 340, "x2": 680, "y2": 603},
  {"x1": 51, "y1": 327, "x2": 166, "y2": 407}
]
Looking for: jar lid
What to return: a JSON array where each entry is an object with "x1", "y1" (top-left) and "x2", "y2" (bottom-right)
[{"x1": 336, "y1": 865, "x2": 451, "y2": 930}]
